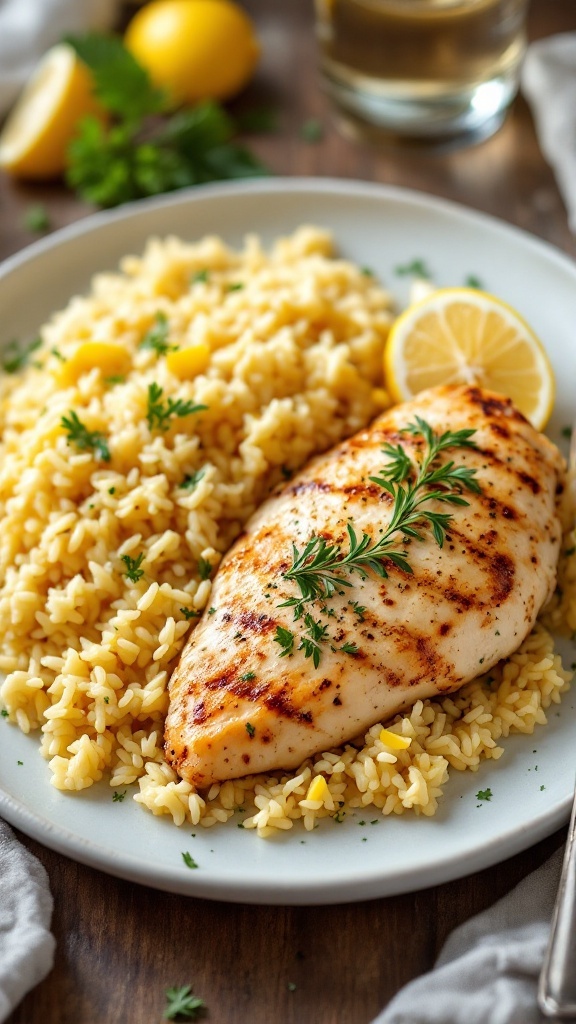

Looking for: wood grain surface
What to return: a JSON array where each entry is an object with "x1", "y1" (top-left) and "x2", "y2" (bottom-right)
[{"x1": 2, "y1": 2, "x2": 576, "y2": 1022}]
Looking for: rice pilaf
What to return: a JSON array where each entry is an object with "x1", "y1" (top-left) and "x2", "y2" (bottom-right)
[{"x1": 0, "y1": 226, "x2": 573, "y2": 838}]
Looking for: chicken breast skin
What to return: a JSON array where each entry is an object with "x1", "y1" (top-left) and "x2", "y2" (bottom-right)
[{"x1": 165, "y1": 384, "x2": 565, "y2": 788}]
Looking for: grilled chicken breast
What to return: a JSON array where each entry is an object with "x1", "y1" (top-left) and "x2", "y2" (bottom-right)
[{"x1": 165, "y1": 385, "x2": 565, "y2": 787}]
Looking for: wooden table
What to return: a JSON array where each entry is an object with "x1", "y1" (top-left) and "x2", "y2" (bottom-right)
[{"x1": 2, "y1": 2, "x2": 575, "y2": 1022}]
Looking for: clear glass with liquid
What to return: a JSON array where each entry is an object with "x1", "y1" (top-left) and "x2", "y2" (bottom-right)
[{"x1": 315, "y1": 0, "x2": 530, "y2": 143}]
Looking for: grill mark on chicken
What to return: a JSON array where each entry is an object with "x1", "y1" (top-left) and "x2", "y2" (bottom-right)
[{"x1": 465, "y1": 386, "x2": 527, "y2": 423}]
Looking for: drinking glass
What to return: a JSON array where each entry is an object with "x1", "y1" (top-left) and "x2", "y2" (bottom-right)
[{"x1": 314, "y1": 0, "x2": 531, "y2": 144}]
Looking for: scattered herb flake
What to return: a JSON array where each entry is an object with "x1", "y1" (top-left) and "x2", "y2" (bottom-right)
[
  {"x1": 241, "y1": 671, "x2": 256, "y2": 681},
  {"x1": 207, "y1": 606, "x2": 216, "y2": 615},
  {"x1": 17, "y1": 760, "x2": 23, "y2": 766},
  {"x1": 23, "y1": 203, "x2": 51, "y2": 233},
  {"x1": 61, "y1": 410, "x2": 111, "y2": 461},
  {"x1": 164, "y1": 983, "x2": 206, "y2": 1021},
  {"x1": 2, "y1": 336, "x2": 42, "y2": 374},
  {"x1": 476, "y1": 788, "x2": 492, "y2": 801},
  {"x1": 395, "y1": 258, "x2": 432, "y2": 278},
  {"x1": 180, "y1": 607, "x2": 201, "y2": 620},
  {"x1": 180, "y1": 469, "x2": 205, "y2": 491},
  {"x1": 227, "y1": 281, "x2": 244, "y2": 292},
  {"x1": 246, "y1": 722, "x2": 256, "y2": 737},
  {"x1": 121, "y1": 552, "x2": 145, "y2": 582},
  {"x1": 464, "y1": 274, "x2": 483, "y2": 289},
  {"x1": 361, "y1": 266, "x2": 374, "y2": 276},
  {"x1": 274, "y1": 625, "x2": 294, "y2": 657},
  {"x1": 139, "y1": 311, "x2": 175, "y2": 356},
  {"x1": 181, "y1": 851, "x2": 198, "y2": 869},
  {"x1": 191, "y1": 269, "x2": 210, "y2": 284},
  {"x1": 561, "y1": 426, "x2": 573, "y2": 440},
  {"x1": 104, "y1": 374, "x2": 125, "y2": 385},
  {"x1": 146, "y1": 382, "x2": 207, "y2": 432},
  {"x1": 340, "y1": 641, "x2": 359, "y2": 655},
  {"x1": 112, "y1": 790, "x2": 126, "y2": 802},
  {"x1": 300, "y1": 117, "x2": 324, "y2": 142},
  {"x1": 103, "y1": 696, "x2": 110, "y2": 704},
  {"x1": 197, "y1": 556, "x2": 212, "y2": 581},
  {"x1": 287, "y1": 982, "x2": 297, "y2": 992}
]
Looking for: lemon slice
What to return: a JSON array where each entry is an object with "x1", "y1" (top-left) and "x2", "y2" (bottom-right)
[
  {"x1": 0, "y1": 44, "x2": 101, "y2": 180},
  {"x1": 384, "y1": 287, "x2": 555, "y2": 430}
]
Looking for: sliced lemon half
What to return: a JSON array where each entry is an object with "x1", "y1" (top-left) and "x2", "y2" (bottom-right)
[
  {"x1": 384, "y1": 287, "x2": 555, "y2": 430},
  {"x1": 0, "y1": 44, "x2": 102, "y2": 180}
]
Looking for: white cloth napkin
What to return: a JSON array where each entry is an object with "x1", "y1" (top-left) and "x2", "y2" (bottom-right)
[
  {"x1": 521, "y1": 32, "x2": 576, "y2": 233},
  {"x1": 371, "y1": 846, "x2": 563, "y2": 1024},
  {"x1": 0, "y1": 820, "x2": 55, "y2": 1024},
  {"x1": 0, "y1": 0, "x2": 118, "y2": 116}
]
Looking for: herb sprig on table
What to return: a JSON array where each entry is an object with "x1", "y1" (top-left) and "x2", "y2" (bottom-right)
[
  {"x1": 64, "y1": 34, "x2": 268, "y2": 208},
  {"x1": 275, "y1": 419, "x2": 480, "y2": 666}
]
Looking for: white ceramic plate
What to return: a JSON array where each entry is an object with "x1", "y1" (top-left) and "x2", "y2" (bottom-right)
[{"x1": 0, "y1": 179, "x2": 574, "y2": 905}]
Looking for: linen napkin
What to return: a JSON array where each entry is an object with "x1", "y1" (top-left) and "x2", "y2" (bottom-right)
[
  {"x1": 0, "y1": 0, "x2": 118, "y2": 117},
  {"x1": 0, "y1": 820, "x2": 55, "y2": 1024},
  {"x1": 371, "y1": 846, "x2": 563, "y2": 1024},
  {"x1": 521, "y1": 33, "x2": 576, "y2": 233}
]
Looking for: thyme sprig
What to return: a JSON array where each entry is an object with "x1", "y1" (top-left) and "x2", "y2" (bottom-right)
[
  {"x1": 283, "y1": 418, "x2": 480, "y2": 605},
  {"x1": 146, "y1": 382, "x2": 207, "y2": 432}
]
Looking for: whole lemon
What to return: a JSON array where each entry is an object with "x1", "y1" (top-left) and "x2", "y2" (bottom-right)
[{"x1": 124, "y1": 0, "x2": 260, "y2": 105}]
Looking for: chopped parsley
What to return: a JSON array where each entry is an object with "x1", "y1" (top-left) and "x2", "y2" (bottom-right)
[
  {"x1": 104, "y1": 374, "x2": 125, "y2": 385},
  {"x1": 207, "y1": 606, "x2": 216, "y2": 615},
  {"x1": 181, "y1": 851, "x2": 198, "y2": 869},
  {"x1": 340, "y1": 641, "x2": 359, "y2": 655},
  {"x1": 164, "y1": 984, "x2": 206, "y2": 1021},
  {"x1": 2, "y1": 336, "x2": 42, "y2": 374},
  {"x1": 300, "y1": 117, "x2": 324, "y2": 142},
  {"x1": 476, "y1": 788, "x2": 492, "y2": 801},
  {"x1": 112, "y1": 790, "x2": 126, "y2": 802},
  {"x1": 191, "y1": 268, "x2": 210, "y2": 284},
  {"x1": 23, "y1": 203, "x2": 51, "y2": 233},
  {"x1": 103, "y1": 696, "x2": 110, "y2": 704},
  {"x1": 139, "y1": 311, "x2": 175, "y2": 356},
  {"x1": 246, "y1": 722, "x2": 256, "y2": 737},
  {"x1": 180, "y1": 469, "x2": 205, "y2": 491},
  {"x1": 227, "y1": 282, "x2": 244, "y2": 292},
  {"x1": 197, "y1": 556, "x2": 212, "y2": 581},
  {"x1": 273, "y1": 625, "x2": 294, "y2": 657},
  {"x1": 241, "y1": 671, "x2": 256, "y2": 681},
  {"x1": 0, "y1": 709, "x2": 8, "y2": 717},
  {"x1": 121, "y1": 552, "x2": 145, "y2": 582},
  {"x1": 146, "y1": 382, "x2": 207, "y2": 432},
  {"x1": 61, "y1": 410, "x2": 111, "y2": 461},
  {"x1": 180, "y1": 607, "x2": 201, "y2": 620},
  {"x1": 561, "y1": 425, "x2": 573, "y2": 440},
  {"x1": 464, "y1": 274, "x2": 483, "y2": 289},
  {"x1": 395, "y1": 258, "x2": 432, "y2": 278}
]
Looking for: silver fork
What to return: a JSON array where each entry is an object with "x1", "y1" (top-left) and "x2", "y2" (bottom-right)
[{"x1": 538, "y1": 424, "x2": 576, "y2": 1019}]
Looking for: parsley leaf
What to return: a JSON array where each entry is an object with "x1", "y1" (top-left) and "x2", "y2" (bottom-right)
[
  {"x1": 65, "y1": 35, "x2": 268, "y2": 209},
  {"x1": 121, "y1": 552, "x2": 145, "y2": 582},
  {"x1": 146, "y1": 382, "x2": 207, "y2": 432},
  {"x1": 139, "y1": 311, "x2": 175, "y2": 356},
  {"x1": 180, "y1": 469, "x2": 205, "y2": 491},
  {"x1": 181, "y1": 851, "x2": 198, "y2": 869},
  {"x1": 2, "y1": 336, "x2": 42, "y2": 374},
  {"x1": 273, "y1": 625, "x2": 294, "y2": 657},
  {"x1": 476, "y1": 788, "x2": 492, "y2": 801},
  {"x1": 197, "y1": 556, "x2": 212, "y2": 581},
  {"x1": 23, "y1": 204, "x2": 51, "y2": 233},
  {"x1": 61, "y1": 410, "x2": 111, "y2": 461},
  {"x1": 180, "y1": 607, "x2": 201, "y2": 620},
  {"x1": 395, "y1": 258, "x2": 432, "y2": 278},
  {"x1": 112, "y1": 790, "x2": 126, "y2": 802},
  {"x1": 246, "y1": 722, "x2": 256, "y2": 737},
  {"x1": 65, "y1": 33, "x2": 166, "y2": 122},
  {"x1": 164, "y1": 984, "x2": 205, "y2": 1021}
]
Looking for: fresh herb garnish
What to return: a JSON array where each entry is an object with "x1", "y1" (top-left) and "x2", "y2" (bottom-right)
[
  {"x1": 300, "y1": 118, "x2": 324, "y2": 142},
  {"x1": 164, "y1": 984, "x2": 205, "y2": 1021},
  {"x1": 197, "y1": 556, "x2": 212, "y2": 581},
  {"x1": 180, "y1": 469, "x2": 205, "y2": 491},
  {"x1": 146, "y1": 382, "x2": 207, "y2": 432},
  {"x1": 104, "y1": 374, "x2": 126, "y2": 385},
  {"x1": 61, "y1": 410, "x2": 111, "y2": 461},
  {"x1": 476, "y1": 788, "x2": 492, "y2": 801},
  {"x1": 1, "y1": 709, "x2": 8, "y2": 718},
  {"x1": 465, "y1": 274, "x2": 483, "y2": 289},
  {"x1": 112, "y1": 790, "x2": 126, "y2": 802},
  {"x1": 2, "y1": 336, "x2": 42, "y2": 374},
  {"x1": 241, "y1": 671, "x2": 256, "y2": 681},
  {"x1": 121, "y1": 552, "x2": 145, "y2": 582},
  {"x1": 23, "y1": 203, "x2": 51, "y2": 232},
  {"x1": 180, "y1": 607, "x2": 200, "y2": 620},
  {"x1": 349, "y1": 601, "x2": 366, "y2": 621},
  {"x1": 395, "y1": 258, "x2": 432, "y2": 278},
  {"x1": 181, "y1": 851, "x2": 198, "y2": 869},
  {"x1": 561, "y1": 425, "x2": 573, "y2": 440},
  {"x1": 298, "y1": 614, "x2": 328, "y2": 668},
  {"x1": 246, "y1": 722, "x2": 256, "y2": 737},
  {"x1": 139, "y1": 311, "x2": 175, "y2": 356},
  {"x1": 273, "y1": 625, "x2": 295, "y2": 657},
  {"x1": 65, "y1": 34, "x2": 268, "y2": 208},
  {"x1": 282, "y1": 418, "x2": 479, "y2": 604},
  {"x1": 340, "y1": 641, "x2": 359, "y2": 655},
  {"x1": 191, "y1": 269, "x2": 210, "y2": 284},
  {"x1": 227, "y1": 282, "x2": 244, "y2": 292}
]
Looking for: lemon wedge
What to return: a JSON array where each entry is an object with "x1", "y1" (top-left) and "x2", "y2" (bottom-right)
[
  {"x1": 384, "y1": 287, "x2": 555, "y2": 430},
  {"x1": 0, "y1": 44, "x2": 102, "y2": 180}
]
